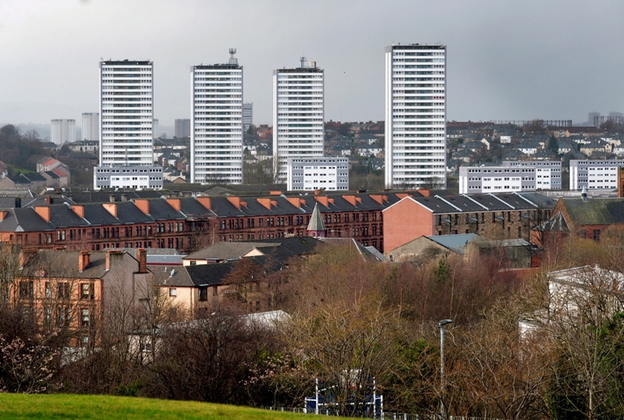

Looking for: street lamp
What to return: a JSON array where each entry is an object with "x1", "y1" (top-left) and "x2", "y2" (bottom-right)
[{"x1": 439, "y1": 319, "x2": 453, "y2": 420}]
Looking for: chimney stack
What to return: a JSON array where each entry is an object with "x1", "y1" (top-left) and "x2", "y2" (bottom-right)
[
  {"x1": 78, "y1": 250, "x2": 90, "y2": 272},
  {"x1": 106, "y1": 250, "x2": 123, "y2": 270},
  {"x1": 19, "y1": 248, "x2": 37, "y2": 269},
  {"x1": 137, "y1": 248, "x2": 147, "y2": 273}
]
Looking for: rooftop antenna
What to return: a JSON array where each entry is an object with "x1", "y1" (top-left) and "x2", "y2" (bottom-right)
[{"x1": 229, "y1": 48, "x2": 238, "y2": 65}]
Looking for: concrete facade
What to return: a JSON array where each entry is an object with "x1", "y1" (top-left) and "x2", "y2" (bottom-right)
[
  {"x1": 459, "y1": 161, "x2": 561, "y2": 194},
  {"x1": 81, "y1": 113, "x2": 99, "y2": 141},
  {"x1": 502, "y1": 160, "x2": 562, "y2": 189},
  {"x1": 385, "y1": 44, "x2": 446, "y2": 189},
  {"x1": 190, "y1": 50, "x2": 244, "y2": 184},
  {"x1": 51, "y1": 119, "x2": 76, "y2": 145},
  {"x1": 569, "y1": 159, "x2": 624, "y2": 191},
  {"x1": 174, "y1": 119, "x2": 190, "y2": 138},
  {"x1": 286, "y1": 157, "x2": 349, "y2": 191},
  {"x1": 95, "y1": 60, "x2": 162, "y2": 190},
  {"x1": 273, "y1": 58, "x2": 324, "y2": 183},
  {"x1": 243, "y1": 102, "x2": 253, "y2": 131},
  {"x1": 94, "y1": 166, "x2": 164, "y2": 190}
]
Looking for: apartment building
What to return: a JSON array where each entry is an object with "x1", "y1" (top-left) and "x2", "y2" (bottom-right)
[
  {"x1": 51, "y1": 119, "x2": 76, "y2": 145},
  {"x1": 94, "y1": 60, "x2": 163, "y2": 190},
  {"x1": 0, "y1": 191, "x2": 410, "y2": 253},
  {"x1": 243, "y1": 102, "x2": 253, "y2": 131},
  {"x1": 11, "y1": 249, "x2": 151, "y2": 348},
  {"x1": 385, "y1": 44, "x2": 447, "y2": 189},
  {"x1": 286, "y1": 157, "x2": 349, "y2": 191},
  {"x1": 273, "y1": 57, "x2": 324, "y2": 182},
  {"x1": 174, "y1": 119, "x2": 190, "y2": 138},
  {"x1": 459, "y1": 160, "x2": 561, "y2": 193},
  {"x1": 569, "y1": 159, "x2": 624, "y2": 190},
  {"x1": 502, "y1": 160, "x2": 562, "y2": 189},
  {"x1": 383, "y1": 192, "x2": 555, "y2": 253},
  {"x1": 82, "y1": 113, "x2": 99, "y2": 141},
  {"x1": 191, "y1": 50, "x2": 243, "y2": 184}
]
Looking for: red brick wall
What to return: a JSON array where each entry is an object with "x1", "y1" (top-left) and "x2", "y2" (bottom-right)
[{"x1": 383, "y1": 198, "x2": 433, "y2": 253}]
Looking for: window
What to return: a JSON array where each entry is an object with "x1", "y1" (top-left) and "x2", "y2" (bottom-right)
[
  {"x1": 81, "y1": 283, "x2": 94, "y2": 300},
  {"x1": 19, "y1": 281, "x2": 33, "y2": 298},
  {"x1": 199, "y1": 287, "x2": 207, "y2": 301},
  {"x1": 169, "y1": 288, "x2": 177, "y2": 297},
  {"x1": 81, "y1": 309, "x2": 90, "y2": 327},
  {"x1": 58, "y1": 306, "x2": 70, "y2": 325},
  {"x1": 58, "y1": 282, "x2": 70, "y2": 299}
]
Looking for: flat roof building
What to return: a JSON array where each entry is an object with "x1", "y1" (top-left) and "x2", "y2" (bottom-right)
[
  {"x1": 385, "y1": 44, "x2": 447, "y2": 189},
  {"x1": 287, "y1": 157, "x2": 349, "y2": 191},
  {"x1": 95, "y1": 60, "x2": 162, "y2": 190},
  {"x1": 569, "y1": 159, "x2": 624, "y2": 191},
  {"x1": 273, "y1": 57, "x2": 324, "y2": 183},
  {"x1": 459, "y1": 161, "x2": 562, "y2": 194},
  {"x1": 81, "y1": 113, "x2": 99, "y2": 141},
  {"x1": 243, "y1": 103, "x2": 253, "y2": 132},
  {"x1": 51, "y1": 119, "x2": 76, "y2": 145},
  {"x1": 190, "y1": 50, "x2": 244, "y2": 184},
  {"x1": 175, "y1": 119, "x2": 190, "y2": 138}
]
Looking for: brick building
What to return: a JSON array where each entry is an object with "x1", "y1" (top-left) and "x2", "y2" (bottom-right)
[
  {"x1": 536, "y1": 197, "x2": 624, "y2": 246},
  {"x1": 0, "y1": 190, "x2": 556, "y2": 256},
  {"x1": 383, "y1": 192, "x2": 555, "y2": 253},
  {"x1": 0, "y1": 191, "x2": 415, "y2": 254},
  {"x1": 11, "y1": 248, "x2": 151, "y2": 348}
]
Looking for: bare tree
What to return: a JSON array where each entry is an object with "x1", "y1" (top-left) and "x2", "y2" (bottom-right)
[
  {"x1": 0, "y1": 302, "x2": 61, "y2": 393},
  {"x1": 285, "y1": 297, "x2": 403, "y2": 416},
  {"x1": 148, "y1": 305, "x2": 266, "y2": 403},
  {"x1": 0, "y1": 245, "x2": 21, "y2": 302},
  {"x1": 453, "y1": 301, "x2": 551, "y2": 419},
  {"x1": 545, "y1": 267, "x2": 624, "y2": 419}
]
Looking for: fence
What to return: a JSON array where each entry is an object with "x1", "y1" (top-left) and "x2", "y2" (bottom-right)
[{"x1": 260, "y1": 407, "x2": 497, "y2": 420}]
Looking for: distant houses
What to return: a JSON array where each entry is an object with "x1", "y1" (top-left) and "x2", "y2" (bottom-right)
[{"x1": 0, "y1": 157, "x2": 70, "y2": 190}]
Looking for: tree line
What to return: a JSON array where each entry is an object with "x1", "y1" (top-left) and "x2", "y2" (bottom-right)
[
  {"x1": 3, "y1": 234, "x2": 624, "y2": 418},
  {"x1": 0, "y1": 125, "x2": 50, "y2": 175}
]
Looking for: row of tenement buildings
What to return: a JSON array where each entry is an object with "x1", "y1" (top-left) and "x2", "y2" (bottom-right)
[{"x1": 0, "y1": 189, "x2": 556, "y2": 255}]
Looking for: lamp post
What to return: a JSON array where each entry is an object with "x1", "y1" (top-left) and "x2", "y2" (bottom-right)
[{"x1": 439, "y1": 319, "x2": 453, "y2": 420}]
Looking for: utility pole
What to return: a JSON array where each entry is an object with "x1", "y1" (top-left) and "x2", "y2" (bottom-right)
[{"x1": 439, "y1": 319, "x2": 453, "y2": 419}]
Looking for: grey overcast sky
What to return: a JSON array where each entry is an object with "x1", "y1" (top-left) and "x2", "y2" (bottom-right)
[{"x1": 1, "y1": 0, "x2": 623, "y2": 129}]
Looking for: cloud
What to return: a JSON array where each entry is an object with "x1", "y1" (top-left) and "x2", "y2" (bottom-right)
[{"x1": 0, "y1": 0, "x2": 623, "y2": 128}]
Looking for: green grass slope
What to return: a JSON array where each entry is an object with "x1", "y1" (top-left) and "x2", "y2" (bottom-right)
[{"x1": 0, "y1": 393, "x2": 337, "y2": 419}]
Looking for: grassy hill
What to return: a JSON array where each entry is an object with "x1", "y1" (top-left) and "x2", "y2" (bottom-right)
[{"x1": 0, "y1": 393, "x2": 336, "y2": 419}]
